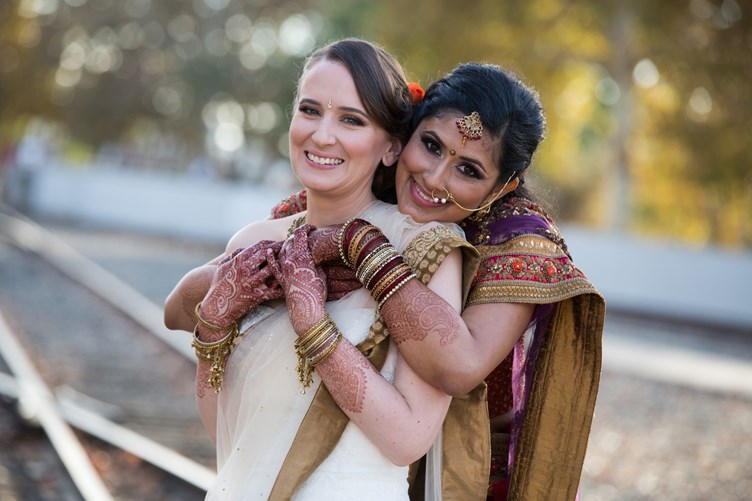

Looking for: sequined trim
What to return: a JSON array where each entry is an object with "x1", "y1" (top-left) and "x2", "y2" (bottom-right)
[
  {"x1": 467, "y1": 234, "x2": 599, "y2": 305},
  {"x1": 270, "y1": 190, "x2": 308, "y2": 219},
  {"x1": 403, "y1": 226, "x2": 470, "y2": 284}
]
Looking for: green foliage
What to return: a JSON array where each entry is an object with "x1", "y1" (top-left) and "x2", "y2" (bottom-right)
[{"x1": 0, "y1": 0, "x2": 749, "y2": 247}]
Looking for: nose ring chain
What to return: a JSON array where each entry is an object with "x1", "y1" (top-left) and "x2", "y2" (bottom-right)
[{"x1": 428, "y1": 173, "x2": 516, "y2": 214}]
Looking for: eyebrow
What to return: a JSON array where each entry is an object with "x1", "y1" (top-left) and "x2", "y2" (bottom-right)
[
  {"x1": 298, "y1": 98, "x2": 369, "y2": 118},
  {"x1": 424, "y1": 130, "x2": 488, "y2": 175}
]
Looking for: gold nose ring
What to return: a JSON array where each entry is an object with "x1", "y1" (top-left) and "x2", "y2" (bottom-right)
[{"x1": 430, "y1": 187, "x2": 451, "y2": 204}]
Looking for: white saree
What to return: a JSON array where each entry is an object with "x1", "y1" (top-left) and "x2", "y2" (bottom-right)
[{"x1": 204, "y1": 201, "x2": 458, "y2": 500}]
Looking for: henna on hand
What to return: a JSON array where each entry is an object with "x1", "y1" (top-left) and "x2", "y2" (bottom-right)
[
  {"x1": 309, "y1": 224, "x2": 343, "y2": 265},
  {"x1": 381, "y1": 283, "x2": 460, "y2": 346},
  {"x1": 323, "y1": 263, "x2": 362, "y2": 300},
  {"x1": 272, "y1": 225, "x2": 328, "y2": 334},
  {"x1": 316, "y1": 341, "x2": 375, "y2": 414},
  {"x1": 199, "y1": 240, "x2": 283, "y2": 329}
]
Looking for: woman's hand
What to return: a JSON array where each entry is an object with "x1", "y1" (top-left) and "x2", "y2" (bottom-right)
[
  {"x1": 199, "y1": 240, "x2": 284, "y2": 329},
  {"x1": 308, "y1": 223, "x2": 343, "y2": 265},
  {"x1": 272, "y1": 225, "x2": 328, "y2": 335},
  {"x1": 323, "y1": 263, "x2": 361, "y2": 300}
]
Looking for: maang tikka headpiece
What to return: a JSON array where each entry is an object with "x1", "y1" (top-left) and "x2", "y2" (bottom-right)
[{"x1": 456, "y1": 111, "x2": 483, "y2": 147}]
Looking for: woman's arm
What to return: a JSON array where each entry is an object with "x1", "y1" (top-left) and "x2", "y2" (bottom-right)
[
  {"x1": 280, "y1": 226, "x2": 456, "y2": 465},
  {"x1": 326, "y1": 219, "x2": 534, "y2": 397},
  {"x1": 381, "y1": 280, "x2": 534, "y2": 396},
  {"x1": 164, "y1": 262, "x2": 220, "y2": 332}
]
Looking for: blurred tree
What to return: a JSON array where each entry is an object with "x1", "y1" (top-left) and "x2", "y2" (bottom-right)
[
  {"x1": 0, "y1": 0, "x2": 749, "y2": 246},
  {"x1": 0, "y1": 0, "x2": 326, "y2": 178},
  {"x1": 315, "y1": 0, "x2": 751, "y2": 247}
]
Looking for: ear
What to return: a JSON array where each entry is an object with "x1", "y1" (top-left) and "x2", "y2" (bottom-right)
[
  {"x1": 501, "y1": 178, "x2": 520, "y2": 196},
  {"x1": 381, "y1": 137, "x2": 403, "y2": 167},
  {"x1": 479, "y1": 178, "x2": 520, "y2": 207}
]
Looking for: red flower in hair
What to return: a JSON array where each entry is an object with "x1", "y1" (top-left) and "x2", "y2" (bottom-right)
[{"x1": 407, "y1": 82, "x2": 425, "y2": 104}]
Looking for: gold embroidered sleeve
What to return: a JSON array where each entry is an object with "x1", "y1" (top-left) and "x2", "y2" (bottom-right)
[{"x1": 466, "y1": 234, "x2": 600, "y2": 306}]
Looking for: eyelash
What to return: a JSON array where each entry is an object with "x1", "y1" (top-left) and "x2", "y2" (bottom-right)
[
  {"x1": 343, "y1": 115, "x2": 365, "y2": 127},
  {"x1": 421, "y1": 136, "x2": 483, "y2": 179},
  {"x1": 297, "y1": 105, "x2": 365, "y2": 127}
]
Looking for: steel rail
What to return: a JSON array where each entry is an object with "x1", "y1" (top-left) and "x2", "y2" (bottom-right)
[
  {"x1": 0, "y1": 210, "x2": 194, "y2": 361},
  {"x1": 0, "y1": 310, "x2": 115, "y2": 501},
  {"x1": 0, "y1": 208, "x2": 217, "y2": 493}
]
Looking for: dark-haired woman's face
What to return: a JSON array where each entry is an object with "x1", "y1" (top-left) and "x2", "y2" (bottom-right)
[{"x1": 395, "y1": 114, "x2": 505, "y2": 224}]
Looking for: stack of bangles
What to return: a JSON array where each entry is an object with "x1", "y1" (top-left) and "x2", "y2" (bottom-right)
[
  {"x1": 192, "y1": 302, "x2": 239, "y2": 393},
  {"x1": 294, "y1": 314, "x2": 343, "y2": 392},
  {"x1": 338, "y1": 218, "x2": 416, "y2": 309}
]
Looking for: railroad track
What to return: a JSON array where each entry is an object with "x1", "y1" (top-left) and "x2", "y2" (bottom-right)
[{"x1": 0, "y1": 206, "x2": 216, "y2": 500}]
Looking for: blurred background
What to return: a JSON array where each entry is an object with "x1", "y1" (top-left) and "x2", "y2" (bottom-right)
[
  {"x1": 0, "y1": 0, "x2": 751, "y2": 499},
  {"x1": 1, "y1": 0, "x2": 751, "y2": 245}
]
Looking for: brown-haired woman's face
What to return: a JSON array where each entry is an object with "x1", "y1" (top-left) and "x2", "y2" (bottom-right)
[
  {"x1": 395, "y1": 114, "x2": 505, "y2": 223},
  {"x1": 289, "y1": 59, "x2": 401, "y2": 200}
]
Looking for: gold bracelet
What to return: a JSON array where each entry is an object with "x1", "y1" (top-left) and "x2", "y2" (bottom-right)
[
  {"x1": 347, "y1": 225, "x2": 375, "y2": 268},
  {"x1": 364, "y1": 254, "x2": 399, "y2": 289},
  {"x1": 355, "y1": 244, "x2": 392, "y2": 282},
  {"x1": 297, "y1": 324, "x2": 337, "y2": 357},
  {"x1": 295, "y1": 315, "x2": 336, "y2": 392},
  {"x1": 194, "y1": 302, "x2": 233, "y2": 333},
  {"x1": 297, "y1": 329, "x2": 342, "y2": 392},
  {"x1": 295, "y1": 314, "x2": 332, "y2": 350},
  {"x1": 338, "y1": 218, "x2": 357, "y2": 267},
  {"x1": 308, "y1": 331, "x2": 342, "y2": 367},
  {"x1": 378, "y1": 273, "x2": 416, "y2": 309},
  {"x1": 192, "y1": 323, "x2": 239, "y2": 393},
  {"x1": 363, "y1": 252, "x2": 401, "y2": 290},
  {"x1": 371, "y1": 262, "x2": 411, "y2": 300}
]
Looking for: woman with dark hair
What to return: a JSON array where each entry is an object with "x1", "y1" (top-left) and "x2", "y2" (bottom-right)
[
  {"x1": 165, "y1": 39, "x2": 476, "y2": 500},
  {"x1": 385, "y1": 63, "x2": 604, "y2": 501},
  {"x1": 167, "y1": 58, "x2": 603, "y2": 500},
  {"x1": 267, "y1": 63, "x2": 604, "y2": 500}
]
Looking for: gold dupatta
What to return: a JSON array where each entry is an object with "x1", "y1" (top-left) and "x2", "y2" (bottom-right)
[{"x1": 466, "y1": 234, "x2": 605, "y2": 500}]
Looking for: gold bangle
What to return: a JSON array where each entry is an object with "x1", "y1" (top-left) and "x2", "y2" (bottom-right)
[
  {"x1": 194, "y1": 302, "x2": 232, "y2": 333},
  {"x1": 355, "y1": 244, "x2": 392, "y2": 282},
  {"x1": 295, "y1": 314, "x2": 332, "y2": 349},
  {"x1": 363, "y1": 251, "x2": 401, "y2": 290},
  {"x1": 347, "y1": 225, "x2": 375, "y2": 268},
  {"x1": 297, "y1": 324, "x2": 337, "y2": 356},
  {"x1": 338, "y1": 218, "x2": 357, "y2": 267},
  {"x1": 308, "y1": 332, "x2": 342, "y2": 367},
  {"x1": 370, "y1": 262, "x2": 411, "y2": 300},
  {"x1": 294, "y1": 315, "x2": 342, "y2": 393},
  {"x1": 378, "y1": 273, "x2": 416, "y2": 309},
  {"x1": 192, "y1": 323, "x2": 239, "y2": 393},
  {"x1": 364, "y1": 254, "x2": 399, "y2": 289}
]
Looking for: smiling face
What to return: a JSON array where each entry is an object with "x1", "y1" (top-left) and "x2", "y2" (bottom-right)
[
  {"x1": 396, "y1": 113, "x2": 510, "y2": 223},
  {"x1": 288, "y1": 59, "x2": 401, "y2": 202}
]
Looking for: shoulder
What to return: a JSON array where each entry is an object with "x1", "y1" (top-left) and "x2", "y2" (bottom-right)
[{"x1": 225, "y1": 215, "x2": 300, "y2": 253}]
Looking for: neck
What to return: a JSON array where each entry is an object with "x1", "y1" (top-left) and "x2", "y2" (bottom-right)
[{"x1": 304, "y1": 190, "x2": 378, "y2": 227}]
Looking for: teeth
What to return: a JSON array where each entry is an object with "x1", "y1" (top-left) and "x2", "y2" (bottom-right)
[
  {"x1": 414, "y1": 181, "x2": 435, "y2": 203},
  {"x1": 307, "y1": 152, "x2": 343, "y2": 165}
]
